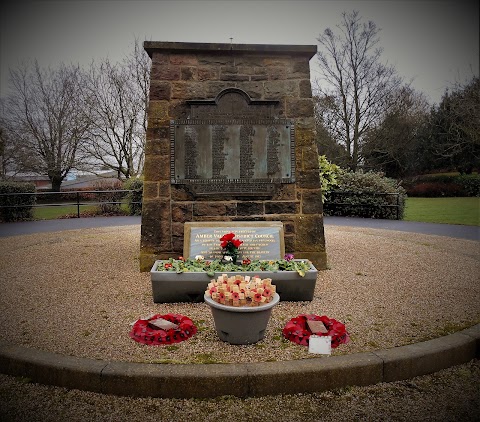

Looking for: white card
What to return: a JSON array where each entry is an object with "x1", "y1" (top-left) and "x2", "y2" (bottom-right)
[
  {"x1": 148, "y1": 318, "x2": 179, "y2": 330},
  {"x1": 308, "y1": 335, "x2": 332, "y2": 355}
]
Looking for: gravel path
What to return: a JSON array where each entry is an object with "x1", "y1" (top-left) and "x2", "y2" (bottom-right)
[
  {"x1": 0, "y1": 224, "x2": 479, "y2": 420},
  {"x1": 0, "y1": 225, "x2": 479, "y2": 364},
  {"x1": 1, "y1": 360, "x2": 479, "y2": 421}
]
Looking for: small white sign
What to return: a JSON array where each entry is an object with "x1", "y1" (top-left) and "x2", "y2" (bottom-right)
[{"x1": 308, "y1": 335, "x2": 332, "y2": 355}]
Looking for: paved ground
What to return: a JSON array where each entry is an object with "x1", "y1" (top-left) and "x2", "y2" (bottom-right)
[
  {"x1": 326, "y1": 216, "x2": 479, "y2": 241},
  {"x1": 0, "y1": 216, "x2": 141, "y2": 237},
  {"x1": 1, "y1": 215, "x2": 478, "y2": 240}
]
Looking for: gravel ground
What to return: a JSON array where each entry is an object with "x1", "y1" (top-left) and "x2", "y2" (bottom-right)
[
  {"x1": 1, "y1": 359, "x2": 479, "y2": 421},
  {"x1": 0, "y1": 224, "x2": 479, "y2": 420},
  {"x1": 0, "y1": 225, "x2": 479, "y2": 364}
]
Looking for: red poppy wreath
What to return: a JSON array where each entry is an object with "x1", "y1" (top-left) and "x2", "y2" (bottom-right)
[
  {"x1": 130, "y1": 313, "x2": 197, "y2": 345},
  {"x1": 282, "y1": 314, "x2": 350, "y2": 348}
]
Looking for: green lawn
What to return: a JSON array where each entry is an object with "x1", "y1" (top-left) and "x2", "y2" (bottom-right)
[
  {"x1": 33, "y1": 205, "x2": 98, "y2": 220},
  {"x1": 404, "y1": 197, "x2": 480, "y2": 226}
]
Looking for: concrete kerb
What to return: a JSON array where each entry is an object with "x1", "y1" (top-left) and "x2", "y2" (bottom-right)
[{"x1": 0, "y1": 324, "x2": 478, "y2": 398}]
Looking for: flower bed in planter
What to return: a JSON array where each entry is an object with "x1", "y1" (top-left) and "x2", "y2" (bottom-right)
[{"x1": 150, "y1": 258, "x2": 318, "y2": 303}]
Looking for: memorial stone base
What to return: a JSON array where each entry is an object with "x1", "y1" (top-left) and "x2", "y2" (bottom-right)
[{"x1": 140, "y1": 41, "x2": 327, "y2": 272}]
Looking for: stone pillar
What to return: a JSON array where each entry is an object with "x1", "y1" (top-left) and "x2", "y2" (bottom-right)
[{"x1": 140, "y1": 42, "x2": 327, "y2": 271}]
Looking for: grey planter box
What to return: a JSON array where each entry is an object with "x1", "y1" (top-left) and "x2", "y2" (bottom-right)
[
  {"x1": 150, "y1": 261, "x2": 211, "y2": 303},
  {"x1": 150, "y1": 260, "x2": 318, "y2": 303},
  {"x1": 204, "y1": 293, "x2": 280, "y2": 345}
]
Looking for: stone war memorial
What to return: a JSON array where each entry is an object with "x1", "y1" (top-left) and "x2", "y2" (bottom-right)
[{"x1": 140, "y1": 41, "x2": 327, "y2": 274}]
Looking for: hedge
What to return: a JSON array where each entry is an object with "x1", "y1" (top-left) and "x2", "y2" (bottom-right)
[
  {"x1": 323, "y1": 171, "x2": 406, "y2": 220},
  {"x1": 35, "y1": 185, "x2": 123, "y2": 204},
  {"x1": 123, "y1": 178, "x2": 143, "y2": 215},
  {"x1": 404, "y1": 174, "x2": 480, "y2": 197},
  {"x1": 0, "y1": 182, "x2": 36, "y2": 222}
]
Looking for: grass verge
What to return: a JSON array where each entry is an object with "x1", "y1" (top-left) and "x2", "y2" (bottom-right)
[
  {"x1": 33, "y1": 205, "x2": 98, "y2": 219},
  {"x1": 404, "y1": 197, "x2": 480, "y2": 226},
  {"x1": 33, "y1": 204, "x2": 129, "y2": 220}
]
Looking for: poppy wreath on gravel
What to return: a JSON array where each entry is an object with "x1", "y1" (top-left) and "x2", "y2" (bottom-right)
[
  {"x1": 282, "y1": 314, "x2": 350, "y2": 348},
  {"x1": 130, "y1": 313, "x2": 197, "y2": 345}
]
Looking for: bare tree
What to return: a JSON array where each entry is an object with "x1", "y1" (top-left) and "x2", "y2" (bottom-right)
[
  {"x1": 315, "y1": 10, "x2": 403, "y2": 171},
  {"x1": 128, "y1": 39, "x2": 150, "y2": 144},
  {"x1": 0, "y1": 99, "x2": 16, "y2": 178},
  {"x1": 428, "y1": 76, "x2": 480, "y2": 173},
  {"x1": 313, "y1": 94, "x2": 350, "y2": 167},
  {"x1": 362, "y1": 86, "x2": 430, "y2": 177},
  {"x1": 5, "y1": 61, "x2": 90, "y2": 191},
  {"x1": 82, "y1": 40, "x2": 150, "y2": 179}
]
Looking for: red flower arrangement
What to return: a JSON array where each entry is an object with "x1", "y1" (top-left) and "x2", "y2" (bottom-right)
[
  {"x1": 282, "y1": 314, "x2": 349, "y2": 348},
  {"x1": 129, "y1": 313, "x2": 197, "y2": 346},
  {"x1": 220, "y1": 232, "x2": 243, "y2": 264},
  {"x1": 220, "y1": 232, "x2": 243, "y2": 249}
]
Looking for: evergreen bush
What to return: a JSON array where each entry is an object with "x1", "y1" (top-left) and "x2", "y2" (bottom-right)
[
  {"x1": 92, "y1": 180, "x2": 124, "y2": 215},
  {"x1": 318, "y1": 155, "x2": 342, "y2": 202},
  {"x1": 406, "y1": 181, "x2": 464, "y2": 197},
  {"x1": 324, "y1": 171, "x2": 406, "y2": 219},
  {"x1": 123, "y1": 177, "x2": 143, "y2": 215},
  {"x1": 453, "y1": 175, "x2": 480, "y2": 197},
  {"x1": 404, "y1": 174, "x2": 480, "y2": 197},
  {"x1": 0, "y1": 182, "x2": 36, "y2": 222}
]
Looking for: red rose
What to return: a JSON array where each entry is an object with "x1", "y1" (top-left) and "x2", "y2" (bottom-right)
[
  {"x1": 232, "y1": 239, "x2": 243, "y2": 248},
  {"x1": 220, "y1": 233, "x2": 236, "y2": 242}
]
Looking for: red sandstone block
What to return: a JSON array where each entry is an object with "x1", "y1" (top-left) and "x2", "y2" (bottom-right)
[
  {"x1": 151, "y1": 66, "x2": 181, "y2": 81},
  {"x1": 149, "y1": 81, "x2": 171, "y2": 100},
  {"x1": 170, "y1": 54, "x2": 198, "y2": 66},
  {"x1": 286, "y1": 98, "x2": 314, "y2": 118},
  {"x1": 198, "y1": 67, "x2": 220, "y2": 81},
  {"x1": 181, "y1": 67, "x2": 198, "y2": 81}
]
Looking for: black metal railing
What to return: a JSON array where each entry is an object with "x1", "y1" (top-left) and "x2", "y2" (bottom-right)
[
  {"x1": 1, "y1": 189, "x2": 403, "y2": 220},
  {"x1": 323, "y1": 191, "x2": 403, "y2": 220},
  {"x1": 0, "y1": 189, "x2": 142, "y2": 219}
]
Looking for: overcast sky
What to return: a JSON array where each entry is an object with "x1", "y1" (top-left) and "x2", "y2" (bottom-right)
[{"x1": 1, "y1": 0, "x2": 478, "y2": 104}]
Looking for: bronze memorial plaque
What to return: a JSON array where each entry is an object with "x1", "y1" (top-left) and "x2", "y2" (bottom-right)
[{"x1": 170, "y1": 89, "x2": 295, "y2": 196}]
